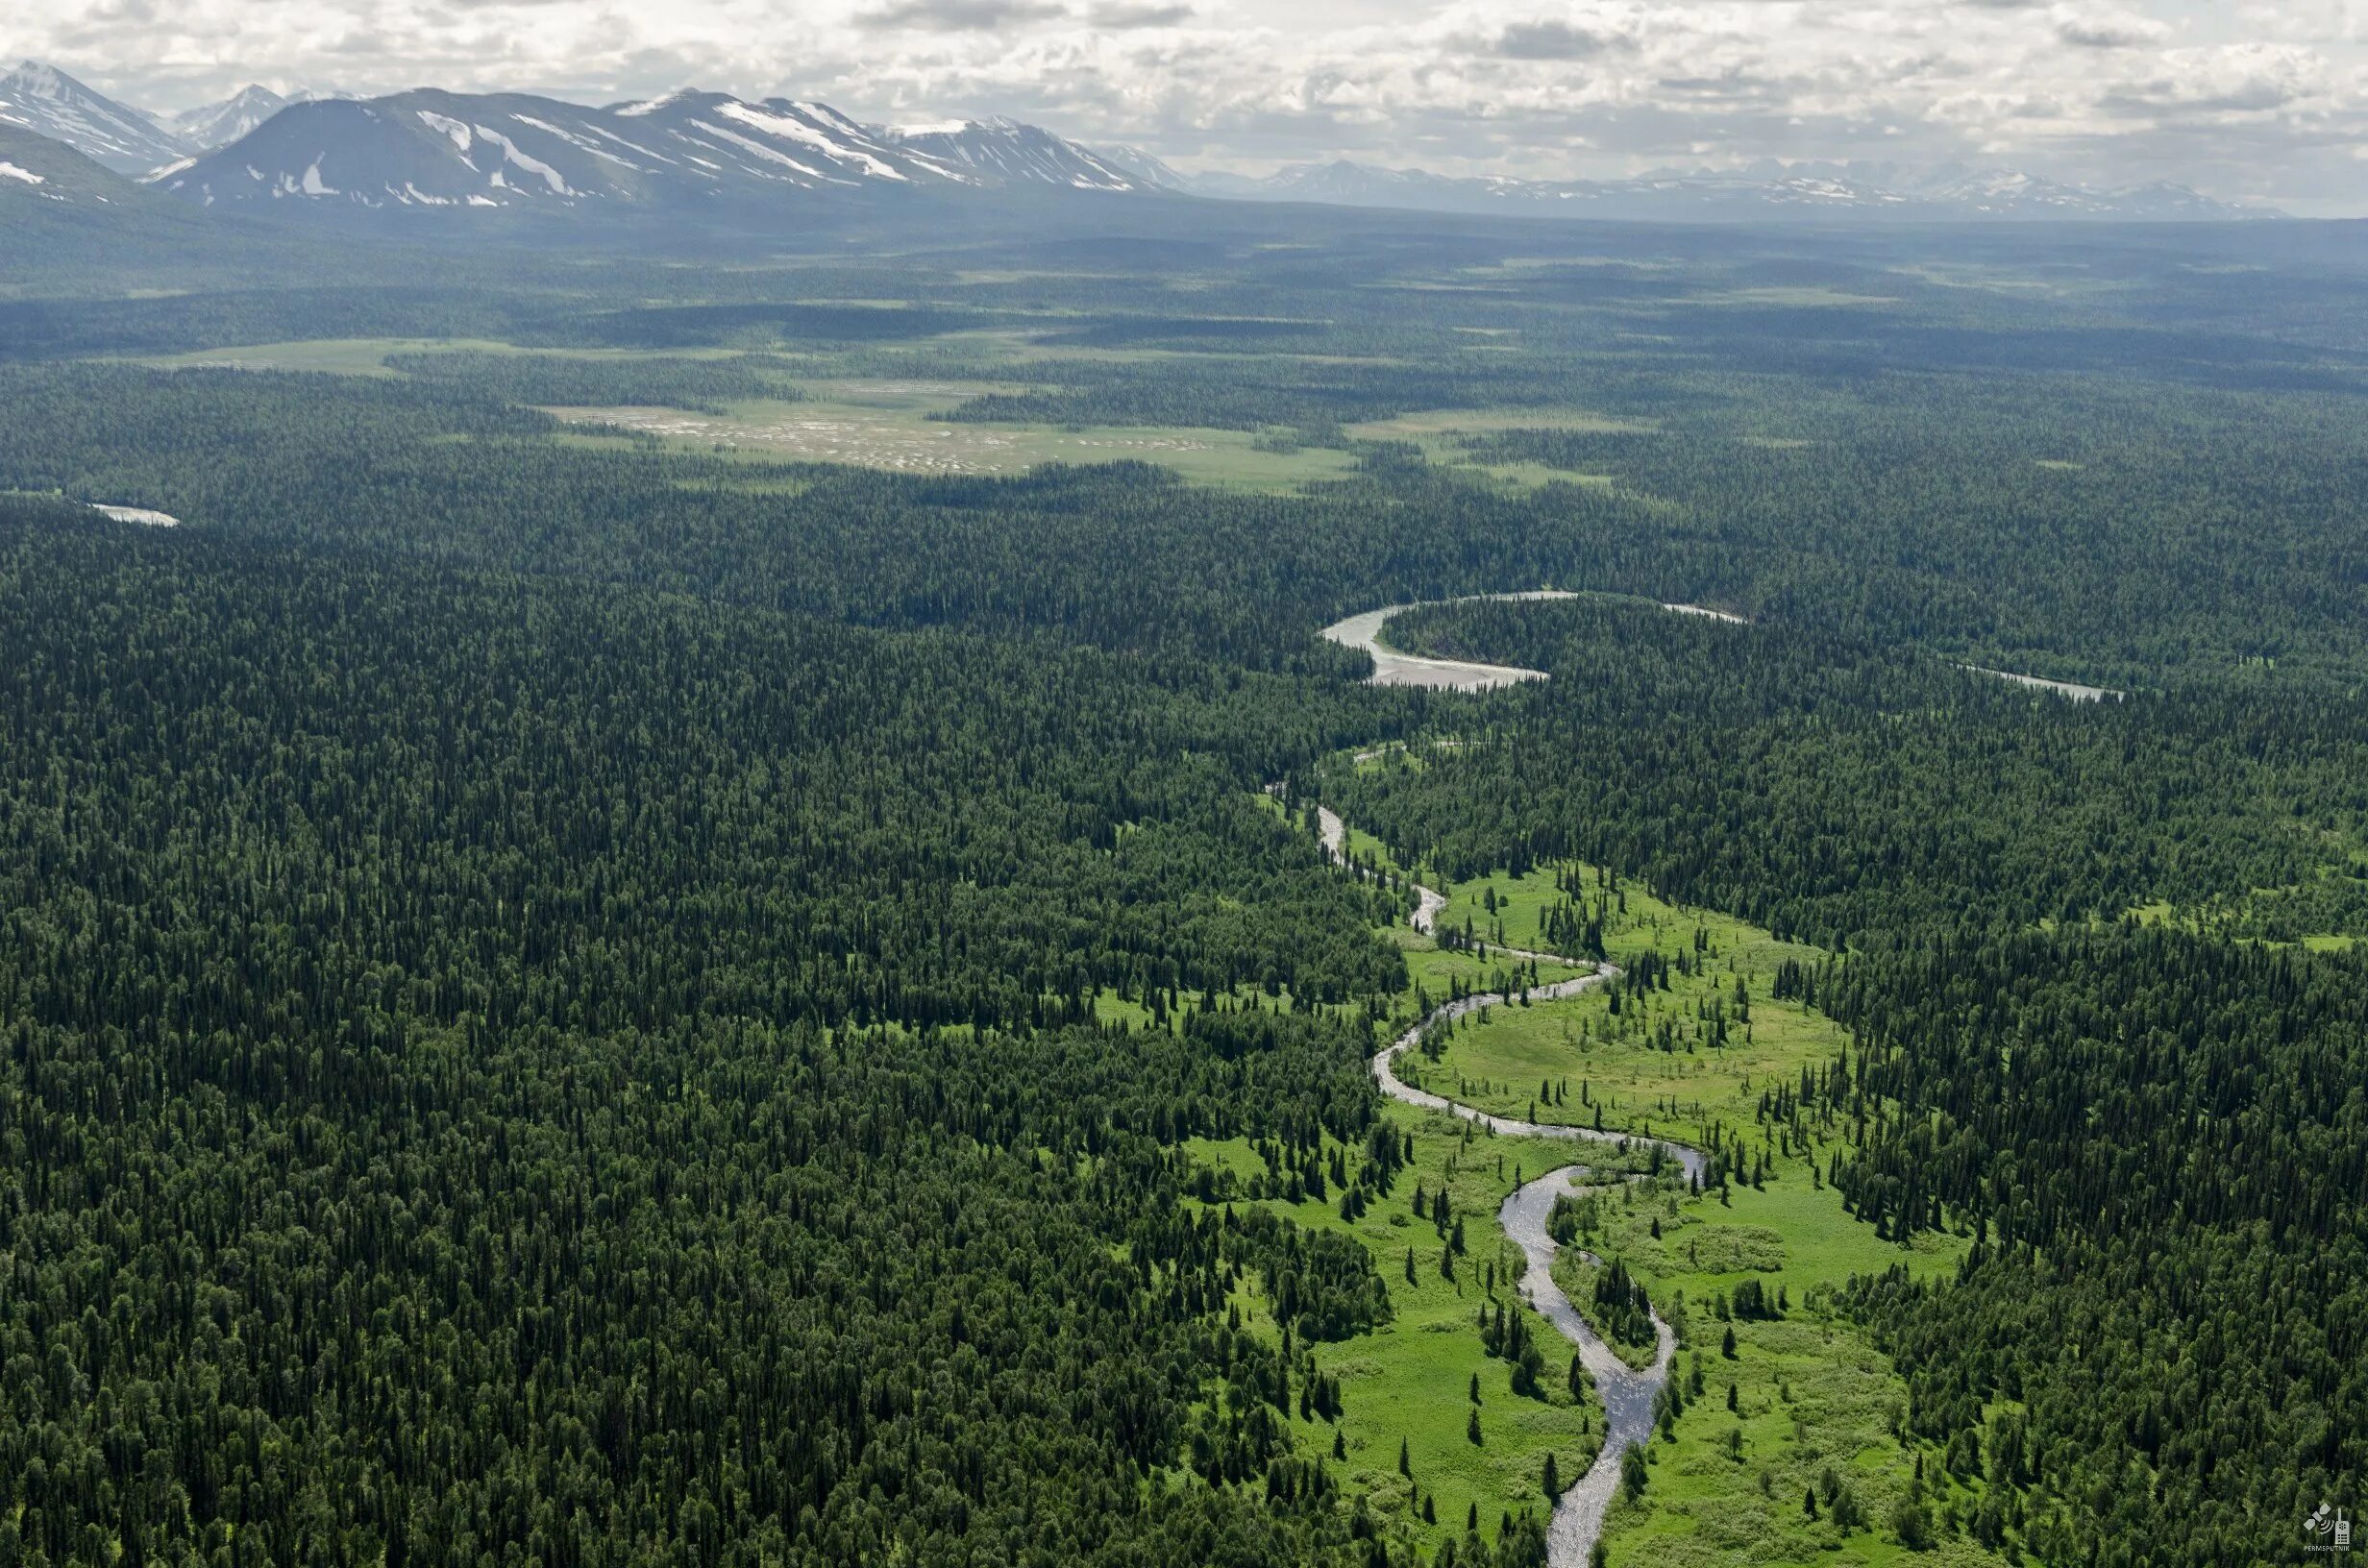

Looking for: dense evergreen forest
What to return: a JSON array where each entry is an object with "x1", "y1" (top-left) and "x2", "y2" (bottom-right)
[
  {"x1": 1342, "y1": 596, "x2": 2368, "y2": 942},
  {"x1": 2, "y1": 210, "x2": 2364, "y2": 1565},
  {"x1": 0, "y1": 502, "x2": 1409, "y2": 1567},
  {"x1": 1822, "y1": 929, "x2": 2365, "y2": 1568}
]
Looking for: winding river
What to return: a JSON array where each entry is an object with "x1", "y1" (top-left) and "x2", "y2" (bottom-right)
[
  {"x1": 1320, "y1": 590, "x2": 1580, "y2": 691},
  {"x1": 1313, "y1": 593, "x2": 1710, "y2": 1568}
]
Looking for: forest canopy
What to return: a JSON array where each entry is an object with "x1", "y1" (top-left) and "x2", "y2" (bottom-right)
[{"x1": 2, "y1": 208, "x2": 2364, "y2": 1567}]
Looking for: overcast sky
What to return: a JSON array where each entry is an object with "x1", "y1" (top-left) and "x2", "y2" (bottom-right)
[{"x1": 19, "y1": 0, "x2": 2368, "y2": 212}]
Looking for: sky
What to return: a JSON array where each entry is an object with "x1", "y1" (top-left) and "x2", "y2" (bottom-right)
[{"x1": 15, "y1": 0, "x2": 2368, "y2": 213}]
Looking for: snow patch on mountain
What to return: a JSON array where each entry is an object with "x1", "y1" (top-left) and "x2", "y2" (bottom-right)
[
  {"x1": 417, "y1": 111, "x2": 473, "y2": 154},
  {"x1": 473, "y1": 124, "x2": 573, "y2": 195},
  {"x1": 684, "y1": 118, "x2": 835, "y2": 183},
  {"x1": 719, "y1": 102, "x2": 905, "y2": 181},
  {"x1": 615, "y1": 89, "x2": 695, "y2": 118}
]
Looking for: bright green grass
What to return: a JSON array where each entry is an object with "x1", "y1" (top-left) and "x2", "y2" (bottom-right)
[
  {"x1": 1191, "y1": 1105, "x2": 1654, "y2": 1561},
  {"x1": 2125, "y1": 895, "x2": 2363, "y2": 951},
  {"x1": 1184, "y1": 912, "x2": 1651, "y2": 1559},
  {"x1": 1251, "y1": 795, "x2": 2007, "y2": 1563},
  {"x1": 117, "y1": 335, "x2": 1357, "y2": 491},
  {"x1": 1419, "y1": 863, "x2": 1843, "y2": 1141},
  {"x1": 1394, "y1": 937, "x2": 1590, "y2": 1023},
  {"x1": 1428, "y1": 854, "x2": 1811, "y2": 972},
  {"x1": 1576, "y1": 1157, "x2": 1992, "y2": 1568},
  {"x1": 1401, "y1": 861, "x2": 2004, "y2": 1567}
]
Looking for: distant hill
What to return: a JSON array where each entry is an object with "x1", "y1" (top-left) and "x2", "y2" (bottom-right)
[
  {"x1": 1186, "y1": 156, "x2": 2281, "y2": 224},
  {"x1": 0, "y1": 121, "x2": 159, "y2": 207},
  {"x1": 0, "y1": 122, "x2": 236, "y2": 279}
]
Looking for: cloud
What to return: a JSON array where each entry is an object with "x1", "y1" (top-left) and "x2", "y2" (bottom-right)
[
  {"x1": 2053, "y1": 5, "x2": 2169, "y2": 49},
  {"x1": 16, "y1": 0, "x2": 2368, "y2": 211},
  {"x1": 859, "y1": 0, "x2": 1067, "y2": 30},
  {"x1": 1492, "y1": 20, "x2": 1630, "y2": 61},
  {"x1": 2089, "y1": 42, "x2": 2318, "y2": 114},
  {"x1": 1089, "y1": 2, "x2": 1191, "y2": 25}
]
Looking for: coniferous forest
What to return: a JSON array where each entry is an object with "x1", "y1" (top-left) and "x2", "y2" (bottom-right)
[{"x1": 1, "y1": 204, "x2": 2363, "y2": 1568}]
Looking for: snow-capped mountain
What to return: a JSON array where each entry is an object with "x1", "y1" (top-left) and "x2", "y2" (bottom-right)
[
  {"x1": 0, "y1": 61, "x2": 186, "y2": 175},
  {"x1": 154, "y1": 88, "x2": 1172, "y2": 213},
  {"x1": 1896, "y1": 164, "x2": 2262, "y2": 220},
  {"x1": 172, "y1": 85, "x2": 331, "y2": 150},
  {"x1": 1184, "y1": 157, "x2": 2277, "y2": 224},
  {"x1": 873, "y1": 116, "x2": 1147, "y2": 191},
  {"x1": 1090, "y1": 143, "x2": 1192, "y2": 192}
]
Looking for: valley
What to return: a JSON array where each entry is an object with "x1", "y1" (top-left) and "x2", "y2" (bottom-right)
[{"x1": 0, "y1": 137, "x2": 2361, "y2": 1568}]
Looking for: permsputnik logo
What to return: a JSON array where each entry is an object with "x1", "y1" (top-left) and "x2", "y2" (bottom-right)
[{"x1": 2305, "y1": 1504, "x2": 2352, "y2": 1553}]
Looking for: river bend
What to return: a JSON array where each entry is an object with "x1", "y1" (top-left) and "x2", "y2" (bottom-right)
[{"x1": 1311, "y1": 592, "x2": 1707, "y2": 1566}]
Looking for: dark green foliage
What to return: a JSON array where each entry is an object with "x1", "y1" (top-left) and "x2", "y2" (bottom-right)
[
  {"x1": 1477, "y1": 1297, "x2": 1548, "y2": 1396},
  {"x1": 1457, "y1": 428, "x2": 1663, "y2": 473},
  {"x1": 1345, "y1": 588, "x2": 2367, "y2": 1565},
  {"x1": 1824, "y1": 928, "x2": 2368, "y2": 1568},
  {"x1": 1591, "y1": 1258, "x2": 1657, "y2": 1351},
  {"x1": 1221, "y1": 1206, "x2": 1392, "y2": 1343},
  {"x1": 1619, "y1": 1443, "x2": 1648, "y2": 1501},
  {"x1": 0, "y1": 501, "x2": 1404, "y2": 1566},
  {"x1": 1334, "y1": 596, "x2": 2368, "y2": 944}
]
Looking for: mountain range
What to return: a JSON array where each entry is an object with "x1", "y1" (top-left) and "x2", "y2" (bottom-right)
[
  {"x1": 0, "y1": 57, "x2": 2284, "y2": 229},
  {"x1": 148, "y1": 88, "x2": 1150, "y2": 211},
  {"x1": 1184, "y1": 158, "x2": 2277, "y2": 223}
]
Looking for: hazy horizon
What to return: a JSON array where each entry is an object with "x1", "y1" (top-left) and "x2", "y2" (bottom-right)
[{"x1": 15, "y1": 0, "x2": 2367, "y2": 216}]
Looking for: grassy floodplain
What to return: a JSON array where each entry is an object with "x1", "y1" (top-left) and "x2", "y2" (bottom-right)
[
  {"x1": 1191, "y1": 1108, "x2": 1645, "y2": 1563},
  {"x1": 1185, "y1": 845, "x2": 1633, "y2": 1561},
  {"x1": 1296, "y1": 778, "x2": 2004, "y2": 1566}
]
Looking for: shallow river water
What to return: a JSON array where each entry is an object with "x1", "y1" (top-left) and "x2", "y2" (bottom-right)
[{"x1": 1311, "y1": 592, "x2": 1709, "y2": 1566}]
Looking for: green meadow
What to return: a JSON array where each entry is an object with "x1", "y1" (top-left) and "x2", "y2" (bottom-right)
[
  {"x1": 1267, "y1": 827, "x2": 2010, "y2": 1567},
  {"x1": 1191, "y1": 916, "x2": 1648, "y2": 1560},
  {"x1": 1420, "y1": 860, "x2": 1847, "y2": 1142},
  {"x1": 1194, "y1": 1108, "x2": 1645, "y2": 1561}
]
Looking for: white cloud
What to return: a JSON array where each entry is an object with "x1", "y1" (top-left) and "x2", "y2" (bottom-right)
[
  {"x1": 14, "y1": 0, "x2": 2368, "y2": 209},
  {"x1": 2051, "y1": 4, "x2": 2169, "y2": 50}
]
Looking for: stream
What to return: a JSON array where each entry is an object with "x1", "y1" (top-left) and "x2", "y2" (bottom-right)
[{"x1": 1312, "y1": 592, "x2": 1710, "y2": 1567}]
